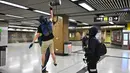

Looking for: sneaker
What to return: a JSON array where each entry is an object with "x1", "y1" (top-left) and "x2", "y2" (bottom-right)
[
  {"x1": 42, "y1": 70, "x2": 48, "y2": 73},
  {"x1": 42, "y1": 66, "x2": 47, "y2": 73}
]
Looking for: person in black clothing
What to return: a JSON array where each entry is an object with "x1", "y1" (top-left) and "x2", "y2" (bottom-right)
[
  {"x1": 82, "y1": 34, "x2": 89, "y2": 51},
  {"x1": 86, "y1": 27, "x2": 100, "y2": 73}
]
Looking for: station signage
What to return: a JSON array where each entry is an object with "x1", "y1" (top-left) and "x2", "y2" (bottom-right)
[{"x1": 94, "y1": 16, "x2": 119, "y2": 22}]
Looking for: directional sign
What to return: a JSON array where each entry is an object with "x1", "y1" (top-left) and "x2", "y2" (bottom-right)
[
  {"x1": 104, "y1": 16, "x2": 108, "y2": 21},
  {"x1": 112, "y1": 16, "x2": 119, "y2": 21},
  {"x1": 94, "y1": 16, "x2": 119, "y2": 22}
]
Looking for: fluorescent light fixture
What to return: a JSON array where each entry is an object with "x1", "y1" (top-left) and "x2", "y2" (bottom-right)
[
  {"x1": 0, "y1": 19, "x2": 4, "y2": 20},
  {"x1": 82, "y1": 26, "x2": 91, "y2": 29},
  {"x1": 28, "y1": 30, "x2": 35, "y2": 32},
  {"x1": 9, "y1": 22, "x2": 21, "y2": 25},
  {"x1": 69, "y1": 19, "x2": 76, "y2": 22},
  {"x1": 123, "y1": 30, "x2": 130, "y2": 32},
  {"x1": 9, "y1": 25, "x2": 37, "y2": 29},
  {"x1": 16, "y1": 29, "x2": 21, "y2": 31},
  {"x1": 6, "y1": 14, "x2": 24, "y2": 18},
  {"x1": 8, "y1": 28, "x2": 15, "y2": 31},
  {"x1": 69, "y1": 27, "x2": 75, "y2": 29},
  {"x1": 109, "y1": 22, "x2": 114, "y2": 24},
  {"x1": 0, "y1": 0, "x2": 28, "y2": 9},
  {"x1": 82, "y1": 23, "x2": 88, "y2": 25},
  {"x1": 101, "y1": 25, "x2": 125, "y2": 28},
  {"x1": 79, "y1": 3, "x2": 95, "y2": 11},
  {"x1": 22, "y1": 29, "x2": 29, "y2": 31},
  {"x1": 30, "y1": 25, "x2": 38, "y2": 27},
  {"x1": 116, "y1": 25, "x2": 125, "y2": 28},
  {"x1": 71, "y1": 0, "x2": 78, "y2": 1},
  {"x1": 34, "y1": 10, "x2": 50, "y2": 15},
  {"x1": 21, "y1": 21, "x2": 35, "y2": 25}
]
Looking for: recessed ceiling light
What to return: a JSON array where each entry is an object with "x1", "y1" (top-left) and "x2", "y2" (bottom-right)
[
  {"x1": 0, "y1": 0, "x2": 28, "y2": 9},
  {"x1": 79, "y1": 3, "x2": 95, "y2": 11},
  {"x1": 34, "y1": 10, "x2": 50, "y2": 15},
  {"x1": 6, "y1": 14, "x2": 24, "y2": 18}
]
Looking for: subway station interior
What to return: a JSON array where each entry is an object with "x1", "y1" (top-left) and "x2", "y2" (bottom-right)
[{"x1": 0, "y1": 0, "x2": 130, "y2": 73}]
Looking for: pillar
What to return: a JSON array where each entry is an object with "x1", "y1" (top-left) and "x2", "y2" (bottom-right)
[
  {"x1": 53, "y1": 15, "x2": 69, "y2": 55},
  {"x1": 127, "y1": 23, "x2": 130, "y2": 30}
]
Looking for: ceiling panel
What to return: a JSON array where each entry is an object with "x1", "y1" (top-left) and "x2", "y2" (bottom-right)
[
  {"x1": 20, "y1": 12, "x2": 42, "y2": 18},
  {"x1": 29, "y1": 2, "x2": 50, "y2": 11},
  {"x1": 29, "y1": 0, "x2": 80, "y2": 12},
  {"x1": 0, "y1": 3, "x2": 17, "y2": 11},
  {"x1": 57, "y1": 7, "x2": 86, "y2": 14},
  {"x1": 0, "y1": 15, "x2": 18, "y2": 20},
  {"x1": 71, "y1": 15, "x2": 95, "y2": 24},
  {"x1": 86, "y1": 0, "x2": 129, "y2": 10},
  {"x1": 0, "y1": 8, "x2": 33, "y2": 16}
]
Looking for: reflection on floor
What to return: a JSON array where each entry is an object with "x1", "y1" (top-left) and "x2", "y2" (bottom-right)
[
  {"x1": 105, "y1": 43, "x2": 122, "y2": 49},
  {"x1": 0, "y1": 43, "x2": 130, "y2": 73}
]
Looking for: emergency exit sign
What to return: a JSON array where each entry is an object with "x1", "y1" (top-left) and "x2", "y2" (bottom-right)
[
  {"x1": 94, "y1": 16, "x2": 119, "y2": 22},
  {"x1": 0, "y1": 28, "x2": 2, "y2": 32}
]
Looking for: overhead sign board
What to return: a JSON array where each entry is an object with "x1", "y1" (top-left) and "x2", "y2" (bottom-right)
[{"x1": 94, "y1": 16, "x2": 119, "y2": 22}]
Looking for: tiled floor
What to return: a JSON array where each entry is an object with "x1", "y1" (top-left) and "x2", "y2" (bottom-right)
[{"x1": 0, "y1": 43, "x2": 130, "y2": 73}]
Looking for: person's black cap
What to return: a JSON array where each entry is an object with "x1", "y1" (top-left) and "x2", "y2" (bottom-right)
[{"x1": 89, "y1": 26, "x2": 98, "y2": 37}]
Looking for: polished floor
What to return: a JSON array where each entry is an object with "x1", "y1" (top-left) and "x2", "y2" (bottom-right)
[{"x1": 0, "y1": 43, "x2": 130, "y2": 73}]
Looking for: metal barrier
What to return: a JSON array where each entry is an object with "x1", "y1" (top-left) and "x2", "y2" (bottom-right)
[
  {"x1": 0, "y1": 46, "x2": 6, "y2": 66},
  {"x1": 64, "y1": 42, "x2": 72, "y2": 55}
]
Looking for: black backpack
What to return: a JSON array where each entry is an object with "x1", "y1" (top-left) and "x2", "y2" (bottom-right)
[{"x1": 96, "y1": 43, "x2": 107, "y2": 56}]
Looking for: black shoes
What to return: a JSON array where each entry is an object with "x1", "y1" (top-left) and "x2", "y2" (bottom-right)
[
  {"x1": 42, "y1": 70, "x2": 48, "y2": 73},
  {"x1": 42, "y1": 66, "x2": 47, "y2": 73},
  {"x1": 54, "y1": 63, "x2": 57, "y2": 66}
]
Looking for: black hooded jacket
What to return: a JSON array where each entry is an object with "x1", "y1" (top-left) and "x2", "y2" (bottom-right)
[{"x1": 87, "y1": 27, "x2": 100, "y2": 57}]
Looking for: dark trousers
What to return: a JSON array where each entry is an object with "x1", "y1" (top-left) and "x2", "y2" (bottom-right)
[{"x1": 87, "y1": 57, "x2": 99, "y2": 73}]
